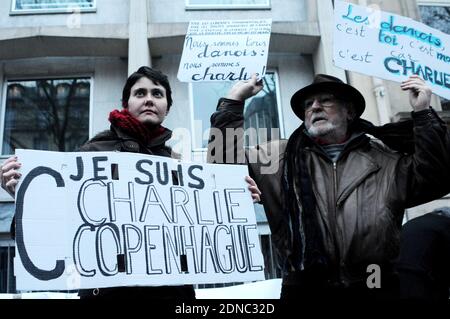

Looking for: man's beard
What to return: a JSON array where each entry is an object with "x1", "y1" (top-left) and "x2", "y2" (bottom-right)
[{"x1": 307, "y1": 121, "x2": 337, "y2": 138}]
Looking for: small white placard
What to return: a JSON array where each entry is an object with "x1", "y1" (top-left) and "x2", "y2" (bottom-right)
[{"x1": 178, "y1": 19, "x2": 272, "y2": 82}]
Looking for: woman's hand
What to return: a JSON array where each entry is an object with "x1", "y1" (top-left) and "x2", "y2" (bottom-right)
[
  {"x1": 0, "y1": 156, "x2": 21, "y2": 197},
  {"x1": 245, "y1": 176, "x2": 262, "y2": 203}
]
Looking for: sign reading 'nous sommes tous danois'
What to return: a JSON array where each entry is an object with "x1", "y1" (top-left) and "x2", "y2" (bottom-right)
[
  {"x1": 177, "y1": 19, "x2": 272, "y2": 82},
  {"x1": 14, "y1": 150, "x2": 264, "y2": 291}
]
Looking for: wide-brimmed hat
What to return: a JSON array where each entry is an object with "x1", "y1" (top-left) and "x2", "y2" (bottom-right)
[{"x1": 290, "y1": 74, "x2": 365, "y2": 121}]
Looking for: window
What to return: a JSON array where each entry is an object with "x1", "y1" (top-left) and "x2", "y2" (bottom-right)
[
  {"x1": 0, "y1": 244, "x2": 15, "y2": 294},
  {"x1": 0, "y1": 203, "x2": 15, "y2": 294},
  {"x1": 254, "y1": 204, "x2": 281, "y2": 280},
  {"x1": 0, "y1": 203, "x2": 14, "y2": 234},
  {"x1": 186, "y1": 0, "x2": 270, "y2": 10},
  {"x1": 259, "y1": 234, "x2": 281, "y2": 279},
  {"x1": 190, "y1": 72, "x2": 283, "y2": 151},
  {"x1": 419, "y1": 4, "x2": 450, "y2": 34},
  {"x1": 1, "y1": 78, "x2": 91, "y2": 155},
  {"x1": 418, "y1": 3, "x2": 450, "y2": 110},
  {"x1": 11, "y1": 0, "x2": 96, "y2": 14}
]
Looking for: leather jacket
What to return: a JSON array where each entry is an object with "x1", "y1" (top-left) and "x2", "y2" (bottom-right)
[{"x1": 208, "y1": 98, "x2": 450, "y2": 286}]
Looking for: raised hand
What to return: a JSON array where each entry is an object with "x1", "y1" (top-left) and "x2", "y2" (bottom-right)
[
  {"x1": 400, "y1": 75, "x2": 432, "y2": 112},
  {"x1": 226, "y1": 74, "x2": 264, "y2": 101}
]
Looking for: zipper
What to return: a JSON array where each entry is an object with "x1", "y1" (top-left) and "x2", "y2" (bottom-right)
[
  {"x1": 332, "y1": 161, "x2": 343, "y2": 283},
  {"x1": 333, "y1": 162, "x2": 338, "y2": 201},
  {"x1": 332, "y1": 161, "x2": 339, "y2": 242}
]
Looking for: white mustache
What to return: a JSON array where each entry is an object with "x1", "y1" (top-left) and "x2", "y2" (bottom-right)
[{"x1": 311, "y1": 114, "x2": 328, "y2": 123}]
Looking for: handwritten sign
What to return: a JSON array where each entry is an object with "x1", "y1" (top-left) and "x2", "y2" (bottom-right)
[
  {"x1": 334, "y1": 0, "x2": 450, "y2": 100},
  {"x1": 14, "y1": 150, "x2": 265, "y2": 291},
  {"x1": 177, "y1": 19, "x2": 272, "y2": 82}
]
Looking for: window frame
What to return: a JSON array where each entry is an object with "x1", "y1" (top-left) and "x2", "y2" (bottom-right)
[
  {"x1": 188, "y1": 70, "x2": 285, "y2": 154},
  {"x1": 417, "y1": 0, "x2": 450, "y2": 6},
  {"x1": 185, "y1": 0, "x2": 271, "y2": 11},
  {"x1": 0, "y1": 239, "x2": 15, "y2": 294},
  {"x1": 0, "y1": 75, "x2": 94, "y2": 157},
  {"x1": 10, "y1": 0, "x2": 97, "y2": 15}
]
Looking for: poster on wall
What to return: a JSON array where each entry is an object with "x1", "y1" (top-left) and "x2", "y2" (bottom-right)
[{"x1": 14, "y1": 149, "x2": 265, "y2": 291}]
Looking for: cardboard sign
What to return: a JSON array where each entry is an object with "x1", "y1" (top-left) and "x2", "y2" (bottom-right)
[
  {"x1": 14, "y1": 149, "x2": 265, "y2": 291},
  {"x1": 177, "y1": 19, "x2": 272, "y2": 82},
  {"x1": 334, "y1": 0, "x2": 450, "y2": 100}
]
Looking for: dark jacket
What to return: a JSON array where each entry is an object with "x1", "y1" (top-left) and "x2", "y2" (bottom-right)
[
  {"x1": 397, "y1": 209, "x2": 450, "y2": 299},
  {"x1": 78, "y1": 125, "x2": 194, "y2": 299},
  {"x1": 208, "y1": 98, "x2": 450, "y2": 287},
  {"x1": 79, "y1": 125, "x2": 175, "y2": 157}
]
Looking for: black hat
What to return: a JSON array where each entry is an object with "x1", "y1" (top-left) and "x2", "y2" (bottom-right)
[{"x1": 290, "y1": 74, "x2": 366, "y2": 121}]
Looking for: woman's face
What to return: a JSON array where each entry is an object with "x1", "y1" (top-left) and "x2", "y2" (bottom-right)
[{"x1": 126, "y1": 77, "x2": 168, "y2": 127}]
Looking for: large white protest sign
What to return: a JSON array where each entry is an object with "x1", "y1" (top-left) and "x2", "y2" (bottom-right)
[
  {"x1": 334, "y1": 1, "x2": 450, "y2": 100},
  {"x1": 177, "y1": 19, "x2": 272, "y2": 82},
  {"x1": 14, "y1": 149, "x2": 265, "y2": 291}
]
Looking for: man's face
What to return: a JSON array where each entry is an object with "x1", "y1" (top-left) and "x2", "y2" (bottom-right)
[
  {"x1": 127, "y1": 77, "x2": 168, "y2": 127},
  {"x1": 303, "y1": 93, "x2": 350, "y2": 139}
]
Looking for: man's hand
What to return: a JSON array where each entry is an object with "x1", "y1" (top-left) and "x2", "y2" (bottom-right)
[
  {"x1": 0, "y1": 156, "x2": 21, "y2": 198},
  {"x1": 245, "y1": 176, "x2": 262, "y2": 203},
  {"x1": 400, "y1": 75, "x2": 432, "y2": 112},
  {"x1": 226, "y1": 74, "x2": 264, "y2": 101}
]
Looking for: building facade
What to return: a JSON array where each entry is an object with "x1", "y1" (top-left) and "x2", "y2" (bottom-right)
[{"x1": 0, "y1": 0, "x2": 449, "y2": 293}]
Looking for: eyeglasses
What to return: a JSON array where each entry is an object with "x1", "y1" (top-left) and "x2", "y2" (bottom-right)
[{"x1": 304, "y1": 94, "x2": 337, "y2": 111}]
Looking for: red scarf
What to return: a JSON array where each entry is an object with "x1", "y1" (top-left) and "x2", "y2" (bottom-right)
[{"x1": 108, "y1": 109, "x2": 166, "y2": 145}]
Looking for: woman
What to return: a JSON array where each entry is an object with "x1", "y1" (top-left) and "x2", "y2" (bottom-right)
[{"x1": 1, "y1": 66, "x2": 262, "y2": 299}]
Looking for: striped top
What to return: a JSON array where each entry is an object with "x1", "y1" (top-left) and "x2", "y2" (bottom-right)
[{"x1": 321, "y1": 142, "x2": 346, "y2": 163}]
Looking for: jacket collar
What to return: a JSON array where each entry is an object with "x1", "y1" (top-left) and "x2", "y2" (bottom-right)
[
  {"x1": 301, "y1": 124, "x2": 370, "y2": 162},
  {"x1": 111, "y1": 124, "x2": 172, "y2": 149}
]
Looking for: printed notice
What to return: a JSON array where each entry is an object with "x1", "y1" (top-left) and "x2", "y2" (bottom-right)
[
  {"x1": 177, "y1": 19, "x2": 272, "y2": 82},
  {"x1": 14, "y1": 150, "x2": 265, "y2": 291},
  {"x1": 334, "y1": 1, "x2": 450, "y2": 100}
]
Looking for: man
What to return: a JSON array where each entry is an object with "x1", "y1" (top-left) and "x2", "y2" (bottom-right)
[
  {"x1": 397, "y1": 207, "x2": 450, "y2": 299},
  {"x1": 208, "y1": 74, "x2": 450, "y2": 299}
]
